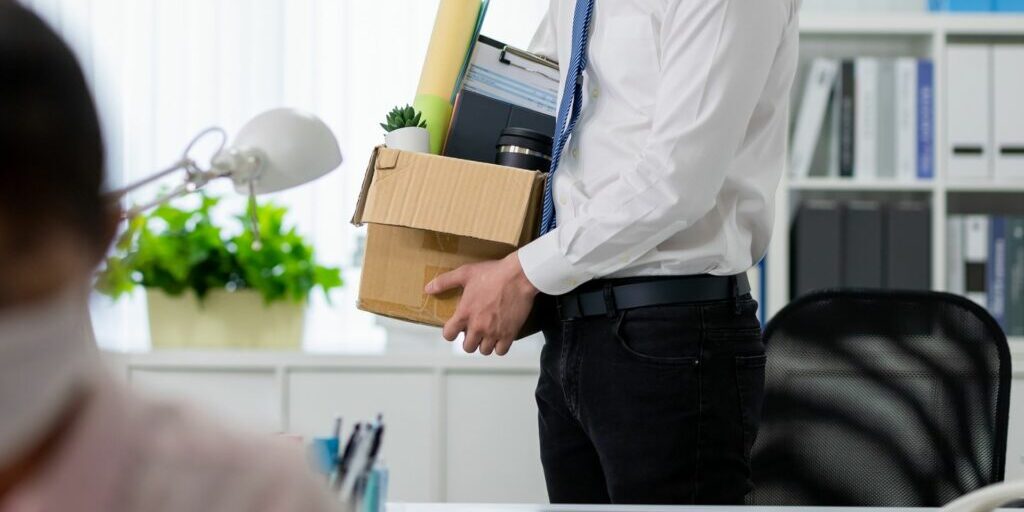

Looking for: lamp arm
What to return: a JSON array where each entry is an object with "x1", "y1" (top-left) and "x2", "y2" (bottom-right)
[
  {"x1": 108, "y1": 158, "x2": 192, "y2": 201},
  {"x1": 108, "y1": 126, "x2": 231, "y2": 219},
  {"x1": 121, "y1": 182, "x2": 193, "y2": 219}
]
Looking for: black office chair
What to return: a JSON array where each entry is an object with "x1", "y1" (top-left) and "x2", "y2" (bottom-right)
[{"x1": 749, "y1": 290, "x2": 1012, "y2": 507}]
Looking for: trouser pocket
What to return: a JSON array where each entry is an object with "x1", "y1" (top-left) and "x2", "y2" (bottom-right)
[{"x1": 735, "y1": 353, "x2": 768, "y2": 461}]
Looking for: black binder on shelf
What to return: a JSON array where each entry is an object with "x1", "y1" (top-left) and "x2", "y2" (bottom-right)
[
  {"x1": 885, "y1": 201, "x2": 931, "y2": 290},
  {"x1": 843, "y1": 201, "x2": 884, "y2": 288},
  {"x1": 792, "y1": 200, "x2": 843, "y2": 298}
]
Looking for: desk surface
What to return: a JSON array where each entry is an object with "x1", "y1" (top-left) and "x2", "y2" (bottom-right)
[{"x1": 388, "y1": 505, "x2": 945, "y2": 512}]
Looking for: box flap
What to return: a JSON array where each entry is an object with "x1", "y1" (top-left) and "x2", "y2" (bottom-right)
[
  {"x1": 350, "y1": 146, "x2": 381, "y2": 226},
  {"x1": 357, "y1": 147, "x2": 543, "y2": 247}
]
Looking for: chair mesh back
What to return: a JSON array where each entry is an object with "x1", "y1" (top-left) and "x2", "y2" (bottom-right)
[{"x1": 749, "y1": 290, "x2": 1011, "y2": 507}]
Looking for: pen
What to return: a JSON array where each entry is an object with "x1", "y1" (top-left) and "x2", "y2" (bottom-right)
[{"x1": 332, "y1": 423, "x2": 362, "y2": 490}]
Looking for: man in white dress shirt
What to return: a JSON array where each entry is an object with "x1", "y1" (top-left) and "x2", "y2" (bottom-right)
[{"x1": 427, "y1": 0, "x2": 800, "y2": 503}]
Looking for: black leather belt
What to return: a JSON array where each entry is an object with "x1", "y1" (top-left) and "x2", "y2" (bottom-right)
[{"x1": 556, "y1": 274, "x2": 750, "y2": 320}]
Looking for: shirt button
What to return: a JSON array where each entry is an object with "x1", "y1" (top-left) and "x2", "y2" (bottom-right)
[
  {"x1": 571, "y1": 147, "x2": 579, "y2": 159},
  {"x1": 591, "y1": 87, "x2": 600, "y2": 99},
  {"x1": 559, "y1": 195, "x2": 568, "y2": 206}
]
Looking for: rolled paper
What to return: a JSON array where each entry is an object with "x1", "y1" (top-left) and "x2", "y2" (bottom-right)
[
  {"x1": 416, "y1": 0, "x2": 482, "y2": 99},
  {"x1": 413, "y1": 93, "x2": 454, "y2": 155},
  {"x1": 414, "y1": 0, "x2": 482, "y2": 153}
]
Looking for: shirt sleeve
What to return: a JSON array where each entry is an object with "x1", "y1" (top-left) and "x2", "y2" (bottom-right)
[
  {"x1": 519, "y1": 0, "x2": 794, "y2": 295},
  {"x1": 527, "y1": 0, "x2": 558, "y2": 61}
]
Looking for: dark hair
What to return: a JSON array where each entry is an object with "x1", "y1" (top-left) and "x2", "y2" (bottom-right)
[{"x1": 0, "y1": 1, "x2": 107, "y2": 249}]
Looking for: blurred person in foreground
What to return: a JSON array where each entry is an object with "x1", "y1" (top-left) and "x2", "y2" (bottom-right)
[{"x1": 0, "y1": 3, "x2": 338, "y2": 511}]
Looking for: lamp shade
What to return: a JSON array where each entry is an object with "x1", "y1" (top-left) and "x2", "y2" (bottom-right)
[{"x1": 226, "y1": 108, "x2": 342, "y2": 195}]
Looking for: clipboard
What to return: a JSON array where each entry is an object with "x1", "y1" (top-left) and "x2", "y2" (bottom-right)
[{"x1": 458, "y1": 35, "x2": 561, "y2": 117}]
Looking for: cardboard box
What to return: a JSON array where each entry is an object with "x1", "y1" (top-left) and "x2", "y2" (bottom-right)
[{"x1": 351, "y1": 147, "x2": 544, "y2": 327}]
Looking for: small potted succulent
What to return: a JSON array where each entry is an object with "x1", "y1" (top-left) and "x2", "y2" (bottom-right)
[
  {"x1": 381, "y1": 104, "x2": 430, "y2": 153},
  {"x1": 96, "y1": 194, "x2": 342, "y2": 350}
]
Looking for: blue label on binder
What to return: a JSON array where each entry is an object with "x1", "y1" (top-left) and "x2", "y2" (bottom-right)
[
  {"x1": 917, "y1": 60, "x2": 934, "y2": 180},
  {"x1": 994, "y1": 0, "x2": 1024, "y2": 10},
  {"x1": 930, "y1": 0, "x2": 995, "y2": 9}
]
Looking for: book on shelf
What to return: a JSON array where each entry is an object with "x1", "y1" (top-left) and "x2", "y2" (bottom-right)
[
  {"x1": 790, "y1": 59, "x2": 838, "y2": 178},
  {"x1": 993, "y1": 45, "x2": 1024, "y2": 181},
  {"x1": 843, "y1": 201, "x2": 885, "y2": 287},
  {"x1": 962, "y1": 215, "x2": 990, "y2": 307},
  {"x1": 802, "y1": 0, "x2": 929, "y2": 12},
  {"x1": 886, "y1": 201, "x2": 932, "y2": 289},
  {"x1": 947, "y1": 43, "x2": 1024, "y2": 182},
  {"x1": 789, "y1": 57, "x2": 934, "y2": 182},
  {"x1": 791, "y1": 199, "x2": 930, "y2": 299},
  {"x1": 839, "y1": 60, "x2": 856, "y2": 178},
  {"x1": 930, "y1": 0, "x2": 1024, "y2": 11},
  {"x1": 1009, "y1": 218, "x2": 1024, "y2": 337},
  {"x1": 917, "y1": 60, "x2": 935, "y2": 180},
  {"x1": 948, "y1": 214, "x2": 1024, "y2": 336},
  {"x1": 989, "y1": 217, "x2": 1008, "y2": 327},
  {"x1": 947, "y1": 216, "x2": 966, "y2": 296},
  {"x1": 791, "y1": 200, "x2": 843, "y2": 297},
  {"x1": 947, "y1": 45, "x2": 993, "y2": 180},
  {"x1": 855, "y1": 58, "x2": 879, "y2": 180},
  {"x1": 896, "y1": 58, "x2": 918, "y2": 181}
]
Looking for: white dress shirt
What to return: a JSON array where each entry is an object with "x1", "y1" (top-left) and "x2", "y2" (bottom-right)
[{"x1": 517, "y1": 0, "x2": 801, "y2": 296}]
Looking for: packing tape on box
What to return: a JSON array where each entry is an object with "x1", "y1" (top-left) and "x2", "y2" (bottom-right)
[
  {"x1": 424, "y1": 266, "x2": 459, "y2": 319},
  {"x1": 422, "y1": 231, "x2": 461, "y2": 253},
  {"x1": 356, "y1": 265, "x2": 459, "y2": 326}
]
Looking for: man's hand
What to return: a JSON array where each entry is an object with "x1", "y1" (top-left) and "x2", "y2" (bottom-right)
[{"x1": 424, "y1": 252, "x2": 538, "y2": 356}]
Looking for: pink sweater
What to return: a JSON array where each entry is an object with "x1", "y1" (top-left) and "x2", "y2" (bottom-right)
[{"x1": 0, "y1": 379, "x2": 340, "y2": 512}]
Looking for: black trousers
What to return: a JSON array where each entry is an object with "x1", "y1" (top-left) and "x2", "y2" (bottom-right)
[{"x1": 535, "y1": 280, "x2": 766, "y2": 505}]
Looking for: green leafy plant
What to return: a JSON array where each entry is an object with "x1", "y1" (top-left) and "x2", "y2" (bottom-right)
[
  {"x1": 380, "y1": 104, "x2": 427, "y2": 133},
  {"x1": 96, "y1": 194, "x2": 342, "y2": 305}
]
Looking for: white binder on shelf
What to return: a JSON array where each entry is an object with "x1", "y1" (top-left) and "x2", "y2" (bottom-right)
[
  {"x1": 947, "y1": 44, "x2": 993, "y2": 180},
  {"x1": 993, "y1": 44, "x2": 1024, "y2": 180},
  {"x1": 855, "y1": 57, "x2": 879, "y2": 180},
  {"x1": 895, "y1": 58, "x2": 918, "y2": 181},
  {"x1": 790, "y1": 58, "x2": 839, "y2": 178},
  {"x1": 964, "y1": 215, "x2": 989, "y2": 308}
]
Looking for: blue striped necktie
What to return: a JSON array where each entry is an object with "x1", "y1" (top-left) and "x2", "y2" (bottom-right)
[{"x1": 539, "y1": 0, "x2": 595, "y2": 236}]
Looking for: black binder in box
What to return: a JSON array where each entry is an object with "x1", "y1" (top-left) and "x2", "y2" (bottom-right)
[{"x1": 444, "y1": 90, "x2": 555, "y2": 165}]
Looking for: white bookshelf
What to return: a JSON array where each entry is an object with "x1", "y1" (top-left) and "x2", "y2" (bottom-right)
[
  {"x1": 765, "y1": 13, "x2": 1024, "y2": 323},
  {"x1": 800, "y1": 14, "x2": 1024, "y2": 35}
]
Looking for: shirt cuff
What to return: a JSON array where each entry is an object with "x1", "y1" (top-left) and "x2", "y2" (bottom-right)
[{"x1": 517, "y1": 229, "x2": 592, "y2": 296}]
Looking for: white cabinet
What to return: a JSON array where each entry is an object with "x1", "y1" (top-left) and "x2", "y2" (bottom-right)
[
  {"x1": 445, "y1": 373, "x2": 548, "y2": 503},
  {"x1": 288, "y1": 370, "x2": 438, "y2": 502},
  {"x1": 129, "y1": 369, "x2": 281, "y2": 432},
  {"x1": 118, "y1": 348, "x2": 1024, "y2": 502}
]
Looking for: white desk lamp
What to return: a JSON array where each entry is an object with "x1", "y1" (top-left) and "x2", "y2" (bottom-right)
[{"x1": 110, "y1": 108, "x2": 342, "y2": 239}]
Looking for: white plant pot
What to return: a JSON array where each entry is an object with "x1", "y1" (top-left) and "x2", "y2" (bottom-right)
[
  {"x1": 146, "y1": 289, "x2": 305, "y2": 350},
  {"x1": 375, "y1": 316, "x2": 450, "y2": 354},
  {"x1": 384, "y1": 126, "x2": 430, "y2": 153}
]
